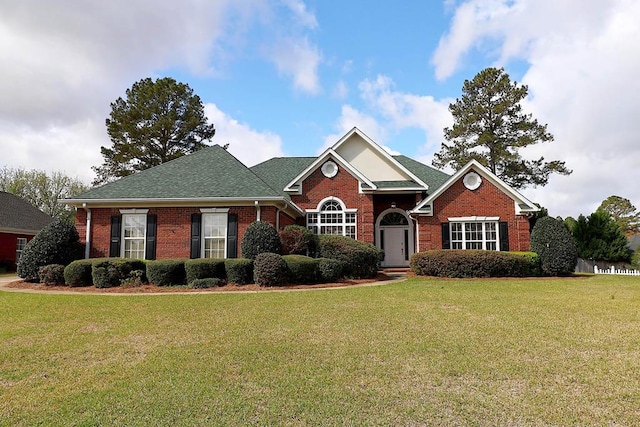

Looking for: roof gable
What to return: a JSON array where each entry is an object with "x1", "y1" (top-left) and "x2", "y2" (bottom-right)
[
  {"x1": 283, "y1": 127, "x2": 430, "y2": 193},
  {"x1": 0, "y1": 192, "x2": 53, "y2": 234},
  {"x1": 411, "y1": 160, "x2": 539, "y2": 215},
  {"x1": 66, "y1": 145, "x2": 283, "y2": 203}
]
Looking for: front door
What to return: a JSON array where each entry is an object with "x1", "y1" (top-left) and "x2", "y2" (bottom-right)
[{"x1": 377, "y1": 209, "x2": 412, "y2": 267}]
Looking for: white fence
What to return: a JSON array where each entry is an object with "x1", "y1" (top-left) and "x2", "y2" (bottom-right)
[{"x1": 594, "y1": 265, "x2": 640, "y2": 276}]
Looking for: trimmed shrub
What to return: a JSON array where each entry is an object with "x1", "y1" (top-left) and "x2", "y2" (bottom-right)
[
  {"x1": 225, "y1": 258, "x2": 253, "y2": 285},
  {"x1": 241, "y1": 221, "x2": 282, "y2": 259},
  {"x1": 189, "y1": 278, "x2": 223, "y2": 289},
  {"x1": 315, "y1": 257, "x2": 345, "y2": 283},
  {"x1": 283, "y1": 254, "x2": 317, "y2": 284},
  {"x1": 530, "y1": 216, "x2": 578, "y2": 276},
  {"x1": 17, "y1": 219, "x2": 84, "y2": 282},
  {"x1": 38, "y1": 264, "x2": 66, "y2": 285},
  {"x1": 121, "y1": 270, "x2": 146, "y2": 288},
  {"x1": 253, "y1": 252, "x2": 288, "y2": 286},
  {"x1": 64, "y1": 259, "x2": 94, "y2": 287},
  {"x1": 318, "y1": 235, "x2": 384, "y2": 278},
  {"x1": 92, "y1": 258, "x2": 146, "y2": 289},
  {"x1": 410, "y1": 250, "x2": 542, "y2": 278},
  {"x1": 185, "y1": 258, "x2": 226, "y2": 283},
  {"x1": 279, "y1": 225, "x2": 319, "y2": 257},
  {"x1": 146, "y1": 259, "x2": 186, "y2": 286}
]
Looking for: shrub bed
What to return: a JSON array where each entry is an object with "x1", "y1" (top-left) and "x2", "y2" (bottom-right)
[
  {"x1": 38, "y1": 264, "x2": 66, "y2": 285},
  {"x1": 92, "y1": 258, "x2": 146, "y2": 289},
  {"x1": 283, "y1": 255, "x2": 317, "y2": 284},
  {"x1": 189, "y1": 278, "x2": 223, "y2": 289},
  {"x1": 185, "y1": 258, "x2": 226, "y2": 283},
  {"x1": 225, "y1": 259, "x2": 253, "y2": 285},
  {"x1": 410, "y1": 250, "x2": 542, "y2": 278},
  {"x1": 63, "y1": 259, "x2": 94, "y2": 287},
  {"x1": 318, "y1": 235, "x2": 383, "y2": 278},
  {"x1": 253, "y1": 253, "x2": 288, "y2": 286},
  {"x1": 146, "y1": 259, "x2": 186, "y2": 286}
]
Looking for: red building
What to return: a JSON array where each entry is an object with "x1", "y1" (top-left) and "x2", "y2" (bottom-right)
[
  {"x1": 64, "y1": 128, "x2": 538, "y2": 267},
  {"x1": 0, "y1": 192, "x2": 53, "y2": 270}
]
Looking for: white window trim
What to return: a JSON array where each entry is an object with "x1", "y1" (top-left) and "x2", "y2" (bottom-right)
[
  {"x1": 16, "y1": 237, "x2": 27, "y2": 261},
  {"x1": 201, "y1": 212, "x2": 228, "y2": 259},
  {"x1": 306, "y1": 196, "x2": 357, "y2": 239},
  {"x1": 449, "y1": 220, "x2": 500, "y2": 251},
  {"x1": 121, "y1": 213, "x2": 147, "y2": 259}
]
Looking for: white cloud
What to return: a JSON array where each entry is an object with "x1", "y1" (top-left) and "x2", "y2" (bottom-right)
[
  {"x1": 320, "y1": 105, "x2": 387, "y2": 153},
  {"x1": 281, "y1": 0, "x2": 318, "y2": 29},
  {"x1": 432, "y1": 0, "x2": 640, "y2": 218},
  {"x1": 204, "y1": 104, "x2": 285, "y2": 166},
  {"x1": 268, "y1": 37, "x2": 322, "y2": 94}
]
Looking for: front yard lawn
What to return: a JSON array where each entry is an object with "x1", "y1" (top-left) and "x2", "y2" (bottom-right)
[{"x1": 1, "y1": 275, "x2": 639, "y2": 425}]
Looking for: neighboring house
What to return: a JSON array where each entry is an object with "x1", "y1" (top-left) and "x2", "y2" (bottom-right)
[
  {"x1": 0, "y1": 191, "x2": 53, "y2": 270},
  {"x1": 63, "y1": 128, "x2": 538, "y2": 267}
]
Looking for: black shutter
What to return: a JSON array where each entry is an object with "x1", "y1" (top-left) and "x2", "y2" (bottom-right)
[
  {"x1": 441, "y1": 223, "x2": 450, "y2": 249},
  {"x1": 404, "y1": 229, "x2": 409, "y2": 261},
  {"x1": 499, "y1": 221, "x2": 509, "y2": 251},
  {"x1": 109, "y1": 215, "x2": 122, "y2": 257},
  {"x1": 227, "y1": 213, "x2": 238, "y2": 258},
  {"x1": 190, "y1": 213, "x2": 202, "y2": 259},
  {"x1": 145, "y1": 214, "x2": 157, "y2": 260}
]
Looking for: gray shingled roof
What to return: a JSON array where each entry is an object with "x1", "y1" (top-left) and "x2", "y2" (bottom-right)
[
  {"x1": 0, "y1": 192, "x2": 53, "y2": 233},
  {"x1": 250, "y1": 157, "x2": 316, "y2": 194},
  {"x1": 393, "y1": 155, "x2": 451, "y2": 193},
  {"x1": 71, "y1": 145, "x2": 284, "y2": 200}
]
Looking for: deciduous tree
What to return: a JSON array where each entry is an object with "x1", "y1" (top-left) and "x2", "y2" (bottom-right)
[
  {"x1": 92, "y1": 77, "x2": 215, "y2": 185},
  {"x1": 597, "y1": 195, "x2": 639, "y2": 233},
  {"x1": 433, "y1": 67, "x2": 571, "y2": 189}
]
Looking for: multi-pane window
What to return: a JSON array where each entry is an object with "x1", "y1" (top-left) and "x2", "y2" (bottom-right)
[
  {"x1": 122, "y1": 214, "x2": 146, "y2": 259},
  {"x1": 202, "y1": 213, "x2": 227, "y2": 259},
  {"x1": 16, "y1": 238, "x2": 27, "y2": 261},
  {"x1": 450, "y1": 221, "x2": 498, "y2": 250},
  {"x1": 307, "y1": 198, "x2": 357, "y2": 239}
]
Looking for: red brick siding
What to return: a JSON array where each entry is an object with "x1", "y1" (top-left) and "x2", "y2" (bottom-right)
[
  {"x1": 417, "y1": 175, "x2": 531, "y2": 251},
  {"x1": 291, "y1": 166, "x2": 375, "y2": 243},
  {"x1": 77, "y1": 206, "x2": 278, "y2": 259},
  {"x1": 0, "y1": 232, "x2": 35, "y2": 267}
]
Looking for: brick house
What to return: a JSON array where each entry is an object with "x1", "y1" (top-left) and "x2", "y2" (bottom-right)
[
  {"x1": 63, "y1": 128, "x2": 538, "y2": 267},
  {"x1": 0, "y1": 192, "x2": 53, "y2": 270}
]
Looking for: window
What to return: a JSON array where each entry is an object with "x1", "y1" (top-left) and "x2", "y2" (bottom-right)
[
  {"x1": 306, "y1": 198, "x2": 357, "y2": 239},
  {"x1": 122, "y1": 214, "x2": 146, "y2": 259},
  {"x1": 450, "y1": 221, "x2": 498, "y2": 250},
  {"x1": 202, "y1": 213, "x2": 227, "y2": 259},
  {"x1": 16, "y1": 238, "x2": 27, "y2": 261}
]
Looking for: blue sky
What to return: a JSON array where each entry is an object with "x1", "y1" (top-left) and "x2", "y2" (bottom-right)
[{"x1": 1, "y1": 0, "x2": 639, "y2": 219}]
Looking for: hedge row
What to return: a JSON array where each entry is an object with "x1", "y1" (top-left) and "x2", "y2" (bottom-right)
[
  {"x1": 410, "y1": 250, "x2": 542, "y2": 278},
  {"x1": 318, "y1": 235, "x2": 383, "y2": 279}
]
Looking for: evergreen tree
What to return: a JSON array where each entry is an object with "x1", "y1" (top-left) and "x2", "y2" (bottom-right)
[
  {"x1": 93, "y1": 77, "x2": 215, "y2": 185},
  {"x1": 433, "y1": 67, "x2": 571, "y2": 189},
  {"x1": 573, "y1": 210, "x2": 632, "y2": 262},
  {"x1": 597, "y1": 195, "x2": 640, "y2": 233}
]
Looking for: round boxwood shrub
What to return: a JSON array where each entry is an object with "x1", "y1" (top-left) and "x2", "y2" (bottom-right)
[
  {"x1": 318, "y1": 235, "x2": 383, "y2": 278},
  {"x1": 530, "y1": 216, "x2": 578, "y2": 276},
  {"x1": 241, "y1": 221, "x2": 281, "y2": 259},
  {"x1": 315, "y1": 257, "x2": 344, "y2": 283},
  {"x1": 279, "y1": 225, "x2": 319, "y2": 257},
  {"x1": 38, "y1": 264, "x2": 66, "y2": 285},
  {"x1": 253, "y1": 252, "x2": 288, "y2": 286},
  {"x1": 146, "y1": 259, "x2": 186, "y2": 286},
  {"x1": 17, "y1": 219, "x2": 84, "y2": 282},
  {"x1": 225, "y1": 258, "x2": 253, "y2": 284},
  {"x1": 91, "y1": 258, "x2": 146, "y2": 288},
  {"x1": 185, "y1": 258, "x2": 226, "y2": 283},
  {"x1": 64, "y1": 259, "x2": 94, "y2": 287},
  {"x1": 283, "y1": 254, "x2": 317, "y2": 284},
  {"x1": 189, "y1": 277, "x2": 223, "y2": 289}
]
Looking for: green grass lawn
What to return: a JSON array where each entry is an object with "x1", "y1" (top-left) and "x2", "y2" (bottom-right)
[{"x1": 1, "y1": 275, "x2": 640, "y2": 426}]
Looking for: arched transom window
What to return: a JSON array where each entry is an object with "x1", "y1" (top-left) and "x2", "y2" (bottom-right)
[{"x1": 306, "y1": 197, "x2": 357, "y2": 238}]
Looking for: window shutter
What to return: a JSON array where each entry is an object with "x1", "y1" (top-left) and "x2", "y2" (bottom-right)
[
  {"x1": 145, "y1": 214, "x2": 157, "y2": 260},
  {"x1": 190, "y1": 213, "x2": 202, "y2": 259},
  {"x1": 109, "y1": 215, "x2": 122, "y2": 257},
  {"x1": 441, "y1": 223, "x2": 450, "y2": 249},
  {"x1": 499, "y1": 221, "x2": 509, "y2": 251},
  {"x1": 227, "y1": 213, "x2": 238, "y2": 258}
]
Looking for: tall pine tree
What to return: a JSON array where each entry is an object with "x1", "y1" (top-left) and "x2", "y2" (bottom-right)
[{"x1": 433, "y1": 67, "x2": 571, "y2": 189}]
